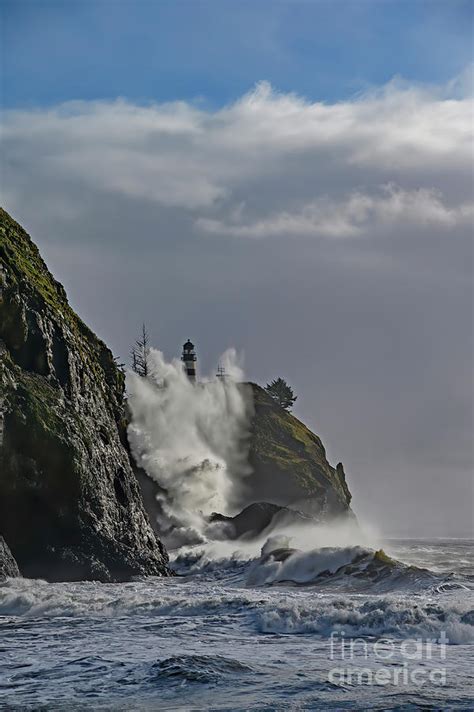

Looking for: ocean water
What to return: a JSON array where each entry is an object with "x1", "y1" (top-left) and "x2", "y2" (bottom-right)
[{"x1": 0, "y1": 538, "x2": 473, "y2": 711}]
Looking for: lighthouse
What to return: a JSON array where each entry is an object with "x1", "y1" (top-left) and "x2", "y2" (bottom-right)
[{"x1": 182, "y1": 339, "x2": 197, "y2": 383}]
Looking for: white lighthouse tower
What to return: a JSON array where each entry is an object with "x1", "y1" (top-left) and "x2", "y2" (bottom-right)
[{"x1": 182, "y1": 339, "x2": 197, "y2": 383}]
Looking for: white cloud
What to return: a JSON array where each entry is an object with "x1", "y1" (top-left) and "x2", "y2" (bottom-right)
[
  {"x1": 196, "y1": 185, "x2": 473, "y2": 239},
  {"x1": 2, "y1": 73, "x2": 472, "y2": 254}
]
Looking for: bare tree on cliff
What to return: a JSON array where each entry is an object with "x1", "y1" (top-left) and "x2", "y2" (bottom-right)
[
  {"x1": 265, "y1": 377, "x2": 297, "y2": 411},
  {"x1": 131, "y1": 323, "x2": 151, "y2": 377}
]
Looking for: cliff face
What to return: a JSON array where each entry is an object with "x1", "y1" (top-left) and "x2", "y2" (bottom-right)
[
  {"x1": 0, "y1": 208, "x2": 170, "y2": 581},
  {"x1": 0, "y1": 536, "x2": 19, "y2": 580},
  {"x1": 247, "y1": 384, "x2": 353, "y2": 518}
]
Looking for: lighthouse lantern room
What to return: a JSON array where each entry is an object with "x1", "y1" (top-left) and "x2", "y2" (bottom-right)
[{"x1": 182, "y1": 339, "x2": 197, "y2": 383}]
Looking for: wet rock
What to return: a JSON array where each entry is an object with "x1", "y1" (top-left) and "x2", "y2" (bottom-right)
[
  {"x1": 246, "y1": 384, "x2": 354, "y2": 517},
  {"x1": 0, "y1": 208, "x2": 170, "y2": 582},
  {"x1": 0, "y1": 536, "x2": 20, "y2": 579},
  {"x1": 209, "y1": 502, "x2": 311, "y2": 540}
]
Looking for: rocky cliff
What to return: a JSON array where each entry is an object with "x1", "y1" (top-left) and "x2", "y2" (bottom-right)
[
  {"x1": 0, "y1": 208, "x2": 170, "y2": 581},
  {"x1": 247, "y1": 384, "x2": 353, "y2": 518},
  {"x1": 0, "y1": 536, "x2": 19, "y2": 580}
]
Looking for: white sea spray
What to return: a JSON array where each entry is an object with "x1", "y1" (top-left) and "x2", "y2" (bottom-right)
[{"x1": 127, "y1": 348, "x2": 253, "y2": 547}]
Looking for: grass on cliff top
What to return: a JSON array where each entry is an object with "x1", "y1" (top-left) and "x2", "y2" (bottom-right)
[
  {"x1": 250, "y1": 384, "x2": 341, "y2": 491},
  {"x1": 0, "y1": 208, "x2": 70, "y2": 318},
  {"x1": 251, "y1": 384, "x2": 327, "y2": 459},
  {"x1": 0, "y1": 207, "x2": 121, "y2": 394}
]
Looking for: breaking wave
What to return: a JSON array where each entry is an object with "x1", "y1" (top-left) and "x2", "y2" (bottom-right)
[
  {"x1": 2, "y1": 540, "x2": 472, "y2": 647},
  {"x1": 246, "y1": 539, "x2": 448, "y2": 592},
  {"x1": 255, "y1": 596, "x2": 474, "y2": 644},
  {"x1": 0, "y1": 576, "x2": 472, "y2": 645},
  {"x1": 173, "y1": 537, "x2": 471, "y2": 596}
]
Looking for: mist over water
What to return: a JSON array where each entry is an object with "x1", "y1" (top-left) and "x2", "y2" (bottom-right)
[{"x1": 127, "y1": 348, "x2": 253, "y2": 547}]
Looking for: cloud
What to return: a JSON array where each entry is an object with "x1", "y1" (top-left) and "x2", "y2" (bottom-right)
[
  {"x1": 2, "y1": 77, "x2": 473, "y2": 237},
  {"x1": 196, "y1": 185, "x2": 473, "y2": 239}
]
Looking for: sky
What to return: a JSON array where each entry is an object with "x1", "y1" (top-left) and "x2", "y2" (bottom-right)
[{"x1": 1, "y1": 0, "x2": 473, "y2": 536}]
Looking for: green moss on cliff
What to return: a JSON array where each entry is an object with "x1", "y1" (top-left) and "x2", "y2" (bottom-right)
[
  {"x1": 248, "y1": 384, "x2": 352, "y2": 515},
  {"x1": 0, "y1": 207, "x2": 169, "y2": 581},
  {"x1": 0, "y1": 208, "x2": 124, "y2": 412},
  {"x1": 0, "y1": 208, "x2": 70, "y2": 319}
]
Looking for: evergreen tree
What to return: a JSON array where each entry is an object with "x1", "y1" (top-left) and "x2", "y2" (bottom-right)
[
  {"x1": 130, "y1": 323, "x2": 150, "y2": 377},
  {"x1": 265, "y1": 377, "x2": 297, "y2": 411}
]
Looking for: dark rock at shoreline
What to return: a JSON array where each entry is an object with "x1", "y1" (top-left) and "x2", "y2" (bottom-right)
[
  {"x1": 0, "y1": 208, "x2": 170, "y2": 582},
  {"x1": 209, "y1": 502, "x2": 311, "y2": 540},
  {"x1": 0, "y1": 536, "x2": 20, "y2": 579}
]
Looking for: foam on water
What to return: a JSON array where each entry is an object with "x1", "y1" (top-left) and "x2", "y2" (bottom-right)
[
  {"x1": 1, "y1": 544, "x2": 472, "y2": 644},
  {"x1": 255, "y1": 594, "x2": 474, "y2": 643},
  {"x1": 1, "y1": 539, "x2": 473, "y2": 710}
]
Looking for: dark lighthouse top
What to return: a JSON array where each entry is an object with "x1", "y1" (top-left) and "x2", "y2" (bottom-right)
[
  {"x1": 182, "y1": 340, "x2": 197, "y2": 382},
  {"x1": 182, "y1": 340, "x2": 196, "y2": 359}
]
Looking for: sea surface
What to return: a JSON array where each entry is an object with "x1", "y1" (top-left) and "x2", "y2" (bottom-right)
[{"x1": 0, "y1": 538, "x2": 473, "y2": 711}]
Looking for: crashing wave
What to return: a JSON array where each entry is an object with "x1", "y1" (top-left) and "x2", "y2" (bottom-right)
[
  {"x1": 246, "y1": 537, "x2": 467, "y2": 593},
  {"x1": 1, "y1": 575, "x2": 472, "y2": 645},
  {"x1": 255, "y1": 595, "x2": 474, "y2": 643}
]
